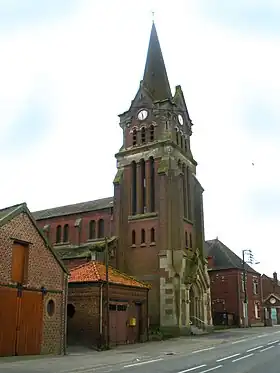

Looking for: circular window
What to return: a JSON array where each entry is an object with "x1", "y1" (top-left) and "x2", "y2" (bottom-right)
[{"x1": 47, "y1": 299, "x2": 55, "y2": 317}]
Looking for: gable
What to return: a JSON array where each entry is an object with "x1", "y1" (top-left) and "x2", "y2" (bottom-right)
[{"x1": 263, "y1": 293, "x2": 280, "y2": 307}]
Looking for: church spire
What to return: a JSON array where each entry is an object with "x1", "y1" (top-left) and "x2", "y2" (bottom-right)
[{"x1": 142, "y1": 22, "x2": 172, "y2": 101}]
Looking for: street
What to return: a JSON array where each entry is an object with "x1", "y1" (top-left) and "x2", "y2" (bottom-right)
[{"x1": 1, "y1": 327, "x2": 280, "y2": 373}]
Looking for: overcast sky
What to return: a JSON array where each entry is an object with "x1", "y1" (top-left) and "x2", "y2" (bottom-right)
[{"x1": 1, "y1": 0, "x2": 280, "y2": 276}]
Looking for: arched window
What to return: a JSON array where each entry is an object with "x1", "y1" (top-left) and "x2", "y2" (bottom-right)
[
  {"x1": 56, "y1": 225, "x2": 61, "y2": 243},
  {"x1": 185, "y1": 232, "x2": 188, "y2": 248},
  {"x1": 140, "y1": 159, "x2": 146, "y2": 213},
  {"x1": 63, "y1": 224, "x2": 69, "y2": 242},
  {"x1": 184, "y1": 138, "x2": 188, "y2": 151},
  {"x1": 132, "y1": 230, "x2": 136, "y2": 245},
  {"x1": 149, "y1": 125, "x2": 155, "y2": 142},
  {"x1": 141, "y1": 229, "x2": 146, "y2": 244},
  {"x1": 141, "y1": 127, "x2": 146, "y2": 144},
  {"x1": 150, "y1": 228, "x2": 155, "y2": 243},
  {"x1": 150, "y1": 157, "x2": 155, "y2": 212},
  {"x1": 131, "y1": 161, "x2": 137, "y2": 215},
  {"x1": 189, "y1": 233, "x2": 193, "y2": 249},
  {"x1": 175, "y1": 128, "x2": 179, "y2": 145},
  {"x1": 180, "y1": 133, "x2": 184, "y2": 148},
  {"x1": 98, "y1": 219, "x2": 104, "y2": 238},
  {"x1": 187, "y1": 166, "x2": 192, "y2": 220},
  {"x1": 132, "y1": 129, "x2": 137, "y2": 146},
  {"x1": 89, "y1": 220, "x2": 96, "y2": 239},
  {"x1": 182, "y1": 164, "x2": 187, "y2": 218}
]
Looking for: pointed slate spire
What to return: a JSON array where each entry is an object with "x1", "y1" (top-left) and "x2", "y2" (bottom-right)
[{"x1": 142, "y1": 22, "x2": 172, "y2": 101}]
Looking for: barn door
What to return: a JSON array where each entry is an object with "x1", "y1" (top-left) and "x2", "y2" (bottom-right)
[
  {"x1": 0, "y1": 287, "x2": 17, "y2": 357},
  {"x1": 16, "y1": 290, "x2": 43, "y2": 356}
]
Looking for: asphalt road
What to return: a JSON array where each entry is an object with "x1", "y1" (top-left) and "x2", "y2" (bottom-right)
[{"x1": 1, "y1": 327, "x2": 280, "y2": 373}]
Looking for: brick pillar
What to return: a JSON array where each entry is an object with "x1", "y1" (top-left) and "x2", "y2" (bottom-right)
[
  {"x1": 145, "y1": 160, "x2": 151, "y2": 212},
  {"x1": 137, "y1": 162, "x2": 143, "y2": 214}
]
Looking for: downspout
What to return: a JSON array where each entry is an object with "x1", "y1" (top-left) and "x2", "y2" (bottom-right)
[
  {"x1": 63, "y1": 274, "x2": 69, "y2": 355},
  {"x1": 100, "y1": 283, "x2": 103, "y2": 342},
  {"x1": 237, "y1": 270, "x2": 241, "y2": 327}
]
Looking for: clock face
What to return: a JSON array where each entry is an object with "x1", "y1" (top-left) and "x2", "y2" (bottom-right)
[
  {"x1": 178, "y1": 114, "x2": 184, "y2": 125},
  {"x1": 270, "y1": 297, "x2": 276, "y2": 304},
  {"x1": 137, "y1": 109, "x2": 148, "y2": 121}
]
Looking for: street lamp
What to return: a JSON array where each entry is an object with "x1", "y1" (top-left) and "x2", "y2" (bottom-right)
[{"x1": 242, "y1": 249, "x2": 259, "y2": 328}]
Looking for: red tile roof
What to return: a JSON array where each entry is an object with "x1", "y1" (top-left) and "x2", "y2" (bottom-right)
[{"x1": 69, "y1": 261, "x2": 150, "y2": 289}]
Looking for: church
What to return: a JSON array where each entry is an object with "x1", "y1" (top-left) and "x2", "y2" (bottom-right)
[{"x1": 34, "y1": 22, "x2": 212, "y2": 333}]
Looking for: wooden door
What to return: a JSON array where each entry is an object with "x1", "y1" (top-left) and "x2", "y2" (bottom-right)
[
  {"x1": 109, "y1": 304, "x2": 117, "y2": 345},
  {"x1": 0, "y1": 287, "x2": 17, "y2": 357},
  {"x1": 16, "y1": 290, "x2": 43, "y2": 356},
  {"x1": 115, "y1": 304, "x2": 128, "y2": 345}
]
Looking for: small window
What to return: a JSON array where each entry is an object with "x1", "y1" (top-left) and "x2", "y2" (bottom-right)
[
  {"x1": 184, "y1": 138, "x2": 188, "y2": 151},
  {"x1": 132, "y1": 129, "x2": 137, "y2": 146},
  {"x1": 150, "y1": 228, "x2": 155, "y2": 243},
  {"x1": 253, "y1": 279, "x2": 259, "y2": 294},
  {"x1": 63, "y1": 224, "x2": 69, "y2": 242},
  {"x1": 180, "y1": 134, "x2": 184, "y2": 148},
  {"x1": 89, "y1": 220, "x2": 96, "y2": 239},
  {"x1": 141, "y1": 127, "x2": 146, "y2": 144},
  {"x1": 150, "y1": 125, "x2": 155, "y2": 142},
  {"x1": 189, "y1": 233, "x2": 192, "y2": 249},
  {"x1": 132, "y1": 230, "x2": 136, "y2": 245},
  {"x1": 175, "y1": 128, "x2": 179, "y2": 145},
  {"x1": 117, "y1": 304, "x2": 127, "y2": 311},
  {"x1": 56, "y1": 225, "x2": 62, "y2": 243},
  {"x1": 47, "y1": 299, "x2": 55, "y2": 317},
  {"x1": 141, "y1": 229, "x2": 146, "y2": 244},
  {"x1": 109, "y1": 304, "x2": 117, "y2": 311},
  {"x1": 97, "y1": 219, "x2": 104, "y2": 238},
  {"x1": 185, "y1": 232, "x2": 188, "y2": 248}
]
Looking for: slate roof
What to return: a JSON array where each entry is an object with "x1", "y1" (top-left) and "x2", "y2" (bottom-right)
[
  {"x1": 69, "y1": 261, "x2": 150, "y2": 289},
  {"x1": 0, "y1": 202, "x2": 68, "y2": 274},
  {"x1": 33, "y1": 196, "x2": 113, "y2": 220},
  {"x1": 205, "y1": 239, "x2": 258, "y2": 273}
]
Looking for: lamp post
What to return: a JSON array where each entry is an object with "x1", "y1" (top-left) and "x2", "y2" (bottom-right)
[{"x1": 242, "y1": 249, "x2": 259, "y2": 328}]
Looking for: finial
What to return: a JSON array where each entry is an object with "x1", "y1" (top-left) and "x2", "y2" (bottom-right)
[{"x1": 151, "y1": 10, "x2": 155, "y2": 23}]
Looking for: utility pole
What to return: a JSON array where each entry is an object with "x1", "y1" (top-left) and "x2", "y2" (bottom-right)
[
  {"x1": 242, "y1": 249, "x2": 258, "y2": 328},
  {"x1": 105, "y1": 236, "x2": 110, "y2": 349}
]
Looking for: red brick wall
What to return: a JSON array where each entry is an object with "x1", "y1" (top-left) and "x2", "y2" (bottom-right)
[
  {"x1": 36, "y1": 209, "x2": 112, "y2": 247},
  {"x1": 262, "y1": 274, "x2": 280, "y2": 300},
  {"x1": 209, "y1": 269, "x2": 262, "y2": 325},
  {"x1": 0, "y1": 212, "x2": 67, "y2": 355}
]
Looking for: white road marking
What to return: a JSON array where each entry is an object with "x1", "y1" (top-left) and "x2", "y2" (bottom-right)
[
  {"x1": 192, "y1": 347, "x2": 215, "y2": 354},
  {"x1": 246, "y1": 345, "x2": 263, "y2": 352},
  {"x1": 200, "y1": 365, "x2": 223, "y2": 373},
  {"x1": 260, "y1": 346, "x2": 275, "y2": 352},
  {"x1": 257, "y1": 333, "x2": 268, "y2": 338},
  {"x1": 123, "y1": 358, "x2": 163, "y2": 368},
  {"x1": 267, "y1": 340, "x2": 279, "y2": 345},
  {"x1": 177, "y1": 365, "x2": 207, "y2": 373},
  {"x1": 232, "y1": 353, "x2": 254, "y2": 362},
  {"x1": 216, "y1": 353, "x2": 240, "y2": 362},
  {"x1": 232, "y1": 338, "x2": 247, "y2": 344}
]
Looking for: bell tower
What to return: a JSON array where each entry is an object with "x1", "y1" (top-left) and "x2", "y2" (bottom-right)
[{"x1": 113, "y1": 22, "x2": 212, "y2": 330}]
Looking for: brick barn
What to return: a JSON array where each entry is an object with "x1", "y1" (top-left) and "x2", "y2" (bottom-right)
[
  {"x1": 205, "y1": 238, "x2": 262, "y2": 327},
  {"x1": 67, "y1": 261, "x2": 149, "y2": 348},
  {"x1": 0, "y1": 203, "x2": 68, "y2": 357}
]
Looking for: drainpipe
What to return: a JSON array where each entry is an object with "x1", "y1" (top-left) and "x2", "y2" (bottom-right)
[
  {"x1": 99, "y1": 283, "x2": 103, "y2": 341},
  {"x1": 63, "y1": 274, "x2": 69, "y2": 355}
]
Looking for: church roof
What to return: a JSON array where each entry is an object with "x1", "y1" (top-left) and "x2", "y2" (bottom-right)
[
  {"x1": 205, "y1": 238, "x2": 258, "y2": 273},
  {"x1": 33, "y1": 196, "x2": 113, "y2": 220},
  {"x1": 142, "y1": 22, "x2": 172, "y2": 101}
]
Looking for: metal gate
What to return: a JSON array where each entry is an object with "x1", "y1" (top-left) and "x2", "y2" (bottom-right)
[{"x1": 0, "y1": 286, "x2": 43, "y2": 357}]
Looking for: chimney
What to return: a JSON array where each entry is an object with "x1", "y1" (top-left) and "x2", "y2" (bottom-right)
[
  {"x1": 207, "y1": 256, "x2": 214, "y2": 269},
  {"x1": 273, "y1": 272, "x2": 278, "y2": 282}
]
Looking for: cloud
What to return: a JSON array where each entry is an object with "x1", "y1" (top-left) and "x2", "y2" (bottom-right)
[{"x1": 0, "y1": 0, "x2": 280, "y2": 276}]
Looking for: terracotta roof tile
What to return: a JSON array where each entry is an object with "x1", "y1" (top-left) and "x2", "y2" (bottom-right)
[{"x1": 69, "y1": 261, "x2": 150, "y2": 289}]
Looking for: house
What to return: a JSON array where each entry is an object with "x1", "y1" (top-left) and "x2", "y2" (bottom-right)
[
  {"x1": 0, "y1": 203, "x2": 68, "y2": 357},
  {"x1": 261, "y1": 272, "x2": 280, "y2": 326},
  {"x1": 67, "y1": 261, "x2": 150, "y2": 347},
  {"x1": 33, "y1": 22, "x2": 213, "y2": 333},
  {"x1": 205, "y1": 238, "x2": 262, "y2": 327}
]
